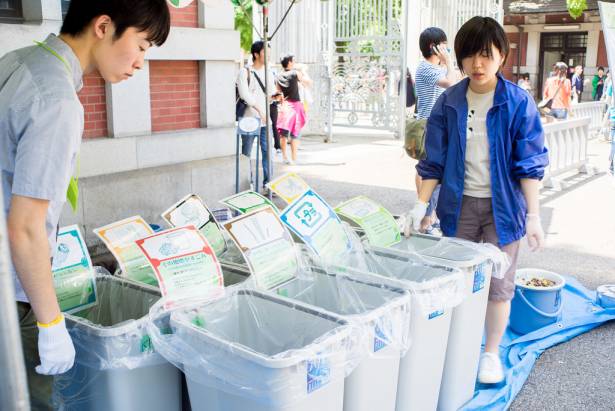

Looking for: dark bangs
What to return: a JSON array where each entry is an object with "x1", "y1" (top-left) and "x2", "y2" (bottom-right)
[
  {"x1": 454, "y1": 16, "x2": 509, "y2": 73},
  {"x1": 61, "y1": 0, "x2": 170, "y2": 47}
]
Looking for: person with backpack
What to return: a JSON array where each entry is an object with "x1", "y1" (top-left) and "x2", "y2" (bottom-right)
[
  {"x1": 0, "y1": 1, "x2": 170, "y2": 408},
  {"x1": 236, "y1": 40, "x2": 276, "y2": 190},
  {"x1": 403, "y1": 16, "x2": 548, "y2": 384}
]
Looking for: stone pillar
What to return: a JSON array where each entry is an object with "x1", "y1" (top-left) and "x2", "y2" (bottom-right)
[{"x1": 105, "y1": 62, "x2": 152, "y2": 138}]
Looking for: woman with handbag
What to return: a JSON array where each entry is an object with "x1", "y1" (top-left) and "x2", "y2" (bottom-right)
[{"x1": 541, "y1": 62, "x2": 571, "y2": 119}]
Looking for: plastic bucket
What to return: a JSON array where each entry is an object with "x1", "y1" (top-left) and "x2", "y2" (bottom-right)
[{"x1": 510, "y1": 269, "x2": 565, "y2": 334}]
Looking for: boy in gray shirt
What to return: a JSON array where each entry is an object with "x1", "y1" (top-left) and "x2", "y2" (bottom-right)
[{"x1": 0, "y1": 1, "x2": 170, "y2": 407}]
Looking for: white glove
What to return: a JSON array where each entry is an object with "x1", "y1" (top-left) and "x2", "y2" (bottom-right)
[
  {"x1": 525, "y1": 213, "x2": 545, "y2": 252},
  {"x1": 402, "y1": 201, "x2": 429, "y2": 236},
  {"x1": 36, "y1": 315, "x2": 76, "y2": 375}
]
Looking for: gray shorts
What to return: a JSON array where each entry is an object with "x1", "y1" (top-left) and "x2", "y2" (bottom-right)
[{"x1": 454, "y1": 196, "x2": 520, "y2": 302}]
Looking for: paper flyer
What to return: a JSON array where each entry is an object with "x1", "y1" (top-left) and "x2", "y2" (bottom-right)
[
  {"x1": 93, "y1": 216, "x2": 157, "y2": 285},
  {"x1": 335, "y1": 196, "x2": 401, "y2": 247},
  {"x1": 224, "y1": 207, "x2": 298, "y2": 290},
  {"x1": 220, "y1": 190, "x2": 280, "y2": 214},
  {"x1": 266, "y1": 172, "x2": 311, "y2": 204},
  {"x1": 280, "y1": 189, "x2": 352, "y2": 260},
  {"x1": 136, "y1": 226, "x2": 224, "y2": 302},
  {"x1": 161, "y1": 194, "x2": 227, "y2": 257},
  {"x1": 52, "y1": 225, "x2": 97, "y2": 314}
]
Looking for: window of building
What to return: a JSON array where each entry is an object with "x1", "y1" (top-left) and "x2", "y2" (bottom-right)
[
  {"x1": 0, "y1": 0, "x2": 23, "y2": 22},
  {"x1": 539, "y1": 32, "x2": 588, "y2": 94}
]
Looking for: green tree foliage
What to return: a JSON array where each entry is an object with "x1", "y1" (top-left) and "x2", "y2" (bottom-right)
[
  {"x1": 233, "y1": 0, "x2": 254, "y2": 52},
  {"x1": 567, "y1": 0, "x2": 588, "y2": 19}
]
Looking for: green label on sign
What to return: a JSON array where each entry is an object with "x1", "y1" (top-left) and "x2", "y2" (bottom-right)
[
  {"x1": 335, "y1": 196, "x2": 401, "y2": 248},
  {"x1": 52, "y1": 225, "x2": 97, "y2": 314}
]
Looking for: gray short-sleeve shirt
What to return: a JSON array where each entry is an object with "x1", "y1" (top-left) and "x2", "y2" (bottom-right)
[{"x1": 0, "y1": 34, "x2": 84, "y2": 302}]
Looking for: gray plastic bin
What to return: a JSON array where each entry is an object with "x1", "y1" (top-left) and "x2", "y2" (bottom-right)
[
  {"x1": 168, "y1": 288, "x2": 352, "y2": 411},
  {"x1": 222, "y1": 263, "x2": 411, "y2": 411},
  {"x1": 52, "y1": 273, "x2": 181, "y2": 411},
  {"x1": 366, "y1": 234, "x2": 494, "y2": 411}
]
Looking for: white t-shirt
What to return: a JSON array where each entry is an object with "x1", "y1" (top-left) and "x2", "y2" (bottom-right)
[
  {"x1": 464, "y1": 88, "x2": 495, "y2": 198},
  {"x1": 236, "y1": 64, "x2": 275, "y2": 126}
]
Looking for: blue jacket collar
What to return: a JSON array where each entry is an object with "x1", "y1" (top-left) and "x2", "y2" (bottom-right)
[{"x1": 445, "y1": 73, "x2": 509, "y2": 109}]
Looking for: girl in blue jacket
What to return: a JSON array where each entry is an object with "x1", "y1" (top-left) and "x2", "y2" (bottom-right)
[{"x1": 404, "y1": 16, "x2": 549, "y2": 384}]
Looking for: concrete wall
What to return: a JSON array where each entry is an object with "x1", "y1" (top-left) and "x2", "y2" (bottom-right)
[{"x1": 0, "y1": 0, "x2": 246, "y2": 251}]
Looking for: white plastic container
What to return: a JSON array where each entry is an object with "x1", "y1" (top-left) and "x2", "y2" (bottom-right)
[
  {"x1": 53, "y1": 274, "x2": 181, "y2": 411},
  {"x1": 371, "y1": 234, "x2": 493, "y2": 411},
  {"x1": 171, "y1": 288, "x2": 352, "y2": 411},
  {"x1": 270, "y1": 267, "x2": 411, "y2": 411},
  {"x1": 338, "y1": 247, "x2": 465, "y2": 411}
]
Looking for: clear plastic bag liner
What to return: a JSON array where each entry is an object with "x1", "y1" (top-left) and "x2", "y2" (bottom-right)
[
  {"x1": 59, "y1": 267, "x2": 165, "y2": 370},
  {"x1": 231, "y1": 244, "x2": 412, "y2": 360},
  {"x1": 316, "y1": 226, "x2": 467, "y2": 315},
  {"x1": 380, "y1": 235, "x2": 510, "y2": 280},
  {"x1": 147, "y1": 287, "x2": 362, "y2": 407},
  {"x1": 354, "y1": 222, "x2": 511, "y2": 280}
]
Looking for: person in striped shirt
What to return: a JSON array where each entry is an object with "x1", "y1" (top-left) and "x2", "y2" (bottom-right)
[{"x1": 413, "y1": 27, "x2": 458, "y2": 233}]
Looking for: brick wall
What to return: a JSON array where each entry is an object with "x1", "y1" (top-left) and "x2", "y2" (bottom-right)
[
  {"x1": 169, "y1": 2, "x2": 199, "y2": 28},
  {"x1": 77, "y1": 71, "x2": 108, "y2": 138},
  {"x1": 502, "y1": 32, "x2": 528, "y2": 81},
  {"x1": 150, "y1": 60, "x2": 201, "y2": 133}
]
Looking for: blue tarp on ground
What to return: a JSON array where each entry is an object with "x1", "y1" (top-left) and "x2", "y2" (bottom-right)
[{"x1": 461, "y1": 276, "x2": 615, "y2": 411}]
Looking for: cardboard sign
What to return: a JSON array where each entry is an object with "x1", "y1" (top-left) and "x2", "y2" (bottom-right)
[
  {"x1": 224, "y1": 207, "x2": 298, "y2": 290},
  {"x1": 162, "y1": 194, "x2": 227, "y2": 257},
  {"x1": 136, "y1": 226, "x2": 224, "y2": 303},
  {"x1": 335, "y1": 196, "x2": 401, "y2": 248},
  {"x1": 280, "y1": 189, "x2": 352, "y2": 260},
  {"x1": 221, "y1": 190, "x2": 280, "y2": 215},
  {"x1": 52, "y1": 225, "x2": 97, "y2": 314},
  {"x1": 267, "y1": 173, "x2": 310, "y2": 204},
  {"x1": 94, "y1": 216, "x2": 157, "y2": 285}
]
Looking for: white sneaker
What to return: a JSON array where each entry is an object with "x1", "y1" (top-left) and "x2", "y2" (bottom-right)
[
  {"x1": 283, "y1": 159, "x2": 294, "y2": 165},
  {"x1": 478, "y1": 352, "x2": 504, "y2": 384}
]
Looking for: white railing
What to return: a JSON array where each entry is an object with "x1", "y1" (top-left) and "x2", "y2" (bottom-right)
[
  {"x1": 542, "y1": 117, "x2": 593, "y2": 190},
  {"x1": 570, "y1": 101, "x2": 607, "y2": 138}
]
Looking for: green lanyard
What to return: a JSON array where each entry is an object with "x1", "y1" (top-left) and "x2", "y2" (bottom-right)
[{"x1": 34, "y1": 41, "x2": 80, "y2": 213}]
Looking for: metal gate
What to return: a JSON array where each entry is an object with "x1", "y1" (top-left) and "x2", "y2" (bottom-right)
[{"x1": 326, "y1": 0, "x2": 407, "y2": 135}]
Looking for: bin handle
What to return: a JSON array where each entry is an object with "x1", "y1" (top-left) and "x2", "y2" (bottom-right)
[{"x1": 516, "y1": 288, "x2": 563, "y2": 318}]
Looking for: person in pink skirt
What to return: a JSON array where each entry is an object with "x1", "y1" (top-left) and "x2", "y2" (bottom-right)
[{"x1": 276, "y1": 54, "x2": 312, "y2": 165}]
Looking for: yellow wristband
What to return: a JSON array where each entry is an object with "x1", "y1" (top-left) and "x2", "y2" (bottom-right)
[{"x1": 37, "y1": 314, "x2": 64, "y2": 328}]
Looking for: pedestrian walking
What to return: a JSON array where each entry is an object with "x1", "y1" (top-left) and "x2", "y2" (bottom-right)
[
  {"x1": 276, "y1": 54, "x2": 312, "y2": 165},
  {"x1": 404, "y1": 16, "x2": 548, "y2": 385},
  {"x1": 236, "y1": 40, "x2": 276, "y2": 190},
  {"x1": 542, "y1": 62, "x2": 571, "y2": 119},
  {"x1": 571, "y1": 65, "x2": 584, "y2": 103}
]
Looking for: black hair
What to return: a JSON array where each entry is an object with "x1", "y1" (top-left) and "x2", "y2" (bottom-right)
[
  {"x1": 281, "y1": 54, "x2": 294, "y2": 69},
  {"x1": 61, "y1": 0, "x2": 170, "y2": 47},
  {"x1": 251, "y1": 41, "x2": 265, "y2": 60},
  {"x1": 454, "y1": 16, "x2": 509, "y2": 73},
  {"x1": 419, "y1": 27, "x2": 447, "y2": 58},
  {"x1": 523, "y1": 72, "x2": 530, "y2": 80},
  {"x1": 598, "y1": 66, "x2": 605, "y2": 72}
]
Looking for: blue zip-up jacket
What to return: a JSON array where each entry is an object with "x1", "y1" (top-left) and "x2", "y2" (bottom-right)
[{"x1": 417, "y1": 74, "x2": 549, "y2": 246}]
